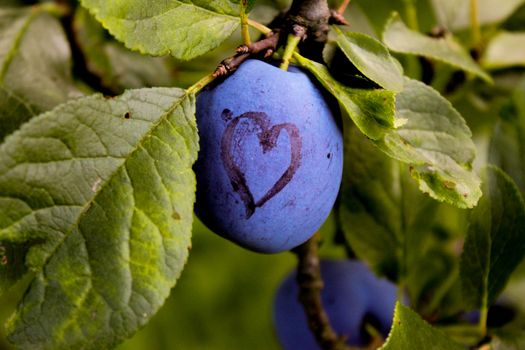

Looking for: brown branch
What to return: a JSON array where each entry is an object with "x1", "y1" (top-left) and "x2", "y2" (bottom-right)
[
  {"x1": 213, "y1": 52, "x2": 251, "y2": 77},
  {"x1": 292, "y1": 233, "x2": 351, "y2": 350}
]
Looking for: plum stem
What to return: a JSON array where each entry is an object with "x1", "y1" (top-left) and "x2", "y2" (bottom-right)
[
  {"x1": 470, "y1": 0, "x2": 481, "y2": 49},
  {"x1": 479, "y1": 297, "x2": 488, "y2": 337},
  {"x1": 186, "y1": 73, "x2": 216, "y2": 95},
  {"x1": 280, "y1": 30, "x2": 303, "y2": 70},
  {"x1": 247, "y1": 19, "x2": 272, "y2": 35},
  {"x1": 292, "y1": 233, "x2": 352, "y2": 350},
  {"x1": 240, "y1": 0, "x2": 251, "y2": 45}
]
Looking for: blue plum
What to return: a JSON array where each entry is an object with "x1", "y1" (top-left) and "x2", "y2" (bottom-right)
[
  {"x1": 273, "y1": 260, "x2": 397, "y2": 349},
  {"x1": 194, "y1": 59, "x2": 343, "y2": 253}
]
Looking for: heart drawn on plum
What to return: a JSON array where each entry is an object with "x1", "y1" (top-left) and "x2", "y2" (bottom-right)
[{"x1": 220, "y1": 109, "x2": 302, "y2": 219}]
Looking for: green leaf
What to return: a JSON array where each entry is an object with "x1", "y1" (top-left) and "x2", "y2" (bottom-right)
[
  {"x1": 334, "y1": 27, "x2": 404, "y2": 92},
  {"x1": 0, "y1": 5, "x2": 80, "y2": 141},
  {"x1": 489, "y1": 79, "x2": 525, "y2": 194},
  {"x1": 380, "y1": 303, "x2": 465, "y2": 350},
  {"x1": 431, "y1": 0, "x2": 525, "y2": 30},
  {"x1": 382, "y1": 12, "x2": 492, "y2": 83},
  {"x1": 482, "y1": 31, "x2": 525, "y2": 69},
  {"x1": 72, "y1": 7, "x2": 175, "y2": 94},
  {"x1": 339, "y1": 125, "x2": 402, "y2": 279},
  {"x1": 460, "y1": 166, "x2": 525, "y2": 310},
  {"x1": 0, "y1": 88, "x2": 199, "y2": 349},
  {"x1": 80, "y1": 0, "x2": 241, "y2": 60},
  {"x1": 375, "y1": 78, "x2": 482, "y2": 209},
  {"x1": 295, "y1": 54, "x2": 396, "y2": 140},
  {"x1": 0, "y1": 87, "x2": 37, "y2": 143},
  {"x1": 339, "y1": 123, "x2": 462, "y2": 316}
]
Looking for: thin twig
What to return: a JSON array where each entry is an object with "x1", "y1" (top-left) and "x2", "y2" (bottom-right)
[
  {"x1": 292, "y1": 234, "x2": 351, "y2": 350},
  {"x1": 337, "y1": 0, "x2": 351, "y2": 14}
]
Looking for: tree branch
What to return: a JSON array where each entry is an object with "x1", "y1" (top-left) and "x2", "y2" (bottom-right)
[
  {"x1": 214, "y1": 0, "x2": 335, "y2": 76},
  {"x1": 292, "y1": 234, "x2": 351, "y2": 350}
]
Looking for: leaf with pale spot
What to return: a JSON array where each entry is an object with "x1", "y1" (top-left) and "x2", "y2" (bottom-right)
[
  {"x1": 0, "y1": 88, "x2": 199, "y2": 349},
  {"x1": 375, "y1": 78, "x2": 481, "y2": 209}
]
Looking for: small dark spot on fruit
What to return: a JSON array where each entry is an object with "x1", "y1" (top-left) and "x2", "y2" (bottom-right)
[
  {"x1": 327, "y1": 153, "x2": 331, "y2": 159},
  {"x1": 221, "y1": 109, "x2": 233, "y2": 122},
  {"x1": 124, "y1": 112, "x2": 131, "y2": 119},
  {"x1": 172, "y1": 211, "x2": 181, "y2": 220}
]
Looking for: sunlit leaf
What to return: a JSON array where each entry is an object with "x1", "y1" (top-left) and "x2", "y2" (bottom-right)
[
  {"x1": 296, "y1": 54, "x2": 395, "y2": 140},
  {"x1": 431, "y1": 0, "x2": 525, "y2": 30},
  {"x1": 380, "y1": 303, "x2": 465, "y2": 350},
  {"x1": 482, "y1": 31, "x2": 525, "y2": 69},
  {"x1": 0, "y1": 88, "x2": 199, "y2": 349},
  {"x1": 80, "y1": 0, "x2": 241, "y2": 60},
  {"x1": 334, "y1": 26, "x2": 404, "y2": 92},
  {"x1": 376, "y1": 78, "x2": 482, "y2": 208},
  {"x1": 383, "y1": 13, "x2": 492, "y2": 83}
]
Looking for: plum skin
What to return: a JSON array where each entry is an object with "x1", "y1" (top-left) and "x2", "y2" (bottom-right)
[
  {"x1": 273, "y1": 260, "x2": 397, "y2": 349},
  {"x1": 194, "y1": 59, "x2": 343, "y2": 253}
]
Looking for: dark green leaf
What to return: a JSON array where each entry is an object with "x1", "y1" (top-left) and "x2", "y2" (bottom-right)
[
  {"x1": 0, "y1": 5, "x2": 80, "y2": 142},
  {"x1": 383, "y1": 12, "x2": 492, "y2": 83},
  {"x1": 0, "y1": 87, "x2": 37, "y2": 143},
  {"x1": 80, "y1": 0, "x2": 241, "y2": 60},
  {"x1": 489, "y1": 78, "x2": 525, "y2": 194},
  {"x1": 334, "y1": 27, "x2": 404, "y2": 92},
  {"x1": 460, "y1": 166, "x2": 525, "y2": 310},
  {"x1": 339, "y1": 123, "x2": 461, "y2": 316},
  {"x1": 482, "y1": 31, "x2": 525, "y2": 70},
  {"x1": 295, "y1": 54, "x2": 396, "y2": 140},
  {"x1": 0, "y1": 88, "x2": 199, "y2": 349},
  {"x1": 380, "y1": 303, "x2": 465, "y2": 350},
  {"x1": 375, "y1": 78, "x2": 482, "y2": 208},
  {"x1": 339, "y1": 125, "x2": 402, "y2": 279}
]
